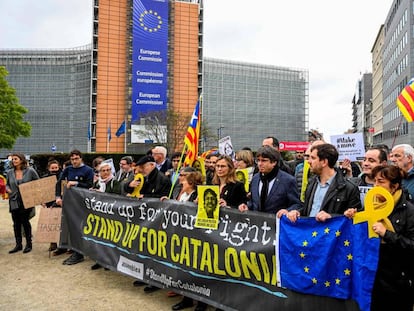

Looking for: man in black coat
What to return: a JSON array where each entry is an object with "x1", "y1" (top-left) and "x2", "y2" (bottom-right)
[
  {"x1": 124, "y1": 155, "x2": 172, "y2": 292},
  {"x1": 124, "y1": 155, "x2": 171, "y2": 199}
]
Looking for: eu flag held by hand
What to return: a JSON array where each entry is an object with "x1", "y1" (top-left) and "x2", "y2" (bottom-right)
[{"x1": 277, "y1": 216, "x2": 380, "y2": 311}]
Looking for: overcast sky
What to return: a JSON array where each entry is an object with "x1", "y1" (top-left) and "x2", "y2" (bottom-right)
[{"x1": 0, "y1": 0, "x2": 392, "y2": 140}]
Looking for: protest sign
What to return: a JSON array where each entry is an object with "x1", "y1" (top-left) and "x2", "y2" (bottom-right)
[{"x1": 19, "y1": 176, "x2": 56, "y2": 208}]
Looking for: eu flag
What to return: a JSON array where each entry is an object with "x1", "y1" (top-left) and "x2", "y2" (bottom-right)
[
  {"x1": 116, "y1": 121, "x2": 126, "y2": 137},
  {"x1": 107, "y1": 125, "x2": 112, "y2": 142},
  {"x1": 277, "y1": 216, "x2": 380, "y2": 311}
]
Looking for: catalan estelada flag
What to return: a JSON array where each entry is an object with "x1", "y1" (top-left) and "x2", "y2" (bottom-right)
[
  {"x1": 184, "y1": 102, "x2": 200, "y2": 166},
  {"x1": 396, "y1": 78, "x2": 414, "y2": 122}
]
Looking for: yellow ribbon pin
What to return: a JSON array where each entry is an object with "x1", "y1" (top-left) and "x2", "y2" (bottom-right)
[
  {"x1": 353, "y1": 186, "x2": 394, "y2": 238},
  {"x1": 129, "y1": 173, "x2": 144, "y2": 198}
]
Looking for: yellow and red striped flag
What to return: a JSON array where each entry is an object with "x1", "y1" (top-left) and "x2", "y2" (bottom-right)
[
  {"x1": 396, "y1": 78, "x2": 414, "y2": 122},
  {"x1": 184, "y1": 102, "x2": 200, "y2": 166}
]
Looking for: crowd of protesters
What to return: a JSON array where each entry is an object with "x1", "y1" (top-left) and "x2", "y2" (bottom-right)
[{"x1": 3, "y1": 136, "x2": 414, "y2": 311}]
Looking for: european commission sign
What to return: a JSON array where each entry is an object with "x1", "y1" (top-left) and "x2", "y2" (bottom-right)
[{"x1": 131, "y1": 0, "x2": 169, "y2": 143}]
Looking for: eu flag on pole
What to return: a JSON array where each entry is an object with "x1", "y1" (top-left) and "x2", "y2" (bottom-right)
[
  {"x1": 277, "y1": 216, "x2": 380, "y2": 311},
  {"x1": 396, "y1": 78, "x2": 414, "y2": 122},
  {"x1": 184, "y1": 102, "x2": 200, "y2": 166},
  {"x1": 107, "y1": 125, "x2": 112, "y2": 142},
  {"x1": 87, "y1": 124, "x2": 91, "y2": 141},
  {"x1": 116, "y1": 121, "x2": 126, "y2": 137}
]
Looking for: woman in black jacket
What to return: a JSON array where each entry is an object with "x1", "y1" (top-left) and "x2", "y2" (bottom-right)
[
  {"x1": 369, "y1": 165, "x2": 414, "y2": 311},
  {"x1": 212, "y1": 155, "x2": 247, "y2": 209}
]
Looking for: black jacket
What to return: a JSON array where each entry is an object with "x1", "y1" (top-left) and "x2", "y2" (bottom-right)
[
  {"x1": 372, "y1": 193, "x2": 414, "y2": 305},
  {"x1": 220, "y1": 181, "x2": 247, "y2": 208},
  {"x1": 300, "y1": 169, "x2": 361, "y2": 216},
  {"x1": 124, "y1": 168, "x2": 171, "y2": 198}
]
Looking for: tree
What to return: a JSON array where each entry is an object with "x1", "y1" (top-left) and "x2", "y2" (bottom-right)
[
  {"x1": 0, "y1": 66, "x2": 31, "y2": 149},
  {"x1": 132, "y1": 108, "x2": 190, "y2": 152}
]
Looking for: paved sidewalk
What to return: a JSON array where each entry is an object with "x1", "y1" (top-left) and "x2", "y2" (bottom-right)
[{"x1": 0, "y1": 200, "x2": 207, "y2": 311}]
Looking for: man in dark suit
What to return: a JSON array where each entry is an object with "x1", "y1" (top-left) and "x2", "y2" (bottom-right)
[{"x1": 239, "y1": 146, "x2": 301, "y2": 216}]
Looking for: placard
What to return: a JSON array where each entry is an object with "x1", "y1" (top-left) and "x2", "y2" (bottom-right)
[
  {"x1": 19, "y1": 176, "x2": 56, "y2": 208},
  {"x1": 34, "y1": 207, "x2": 62, "y2": 243}
]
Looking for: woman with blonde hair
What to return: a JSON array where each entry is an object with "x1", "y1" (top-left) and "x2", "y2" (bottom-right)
[{"x1": 235, "y1": 149, "x2": 255, "y2": 184}]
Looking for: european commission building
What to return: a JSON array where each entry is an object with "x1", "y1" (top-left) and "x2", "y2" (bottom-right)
[
  {"x1": 0, "y1": 47, "x2": 91, "y2": 156},
  {"x1": 202, "y1": 58, "x2": 309, "y2": 151}
]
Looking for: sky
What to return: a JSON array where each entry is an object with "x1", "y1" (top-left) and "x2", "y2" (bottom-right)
[{"x1": 0, "y1": 0, "x2": 392, "y2": 141}]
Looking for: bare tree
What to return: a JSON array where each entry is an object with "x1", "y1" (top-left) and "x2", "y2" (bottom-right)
[{"x1": 132, "y1": 109, "x2": 191, "y2": 153}]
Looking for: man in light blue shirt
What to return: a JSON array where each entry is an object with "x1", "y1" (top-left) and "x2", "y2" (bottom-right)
[{"x1": 286, "y1": 143, "x2": 361, "y2": 223}]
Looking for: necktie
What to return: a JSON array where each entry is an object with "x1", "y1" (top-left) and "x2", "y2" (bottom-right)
[{"x1": 260, "y1": 178, "x2": 268, "y2": 211}]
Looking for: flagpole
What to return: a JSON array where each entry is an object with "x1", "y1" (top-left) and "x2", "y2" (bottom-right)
[
  {"x1": 168, "y1": 143, "x2": 188, "y2": 199},
  {"x1": 124, "y1": 119, "x2": 127, "y2": 153},
  {"x1": 107, "y1": 120, "x2": 111, "y2": 153}
]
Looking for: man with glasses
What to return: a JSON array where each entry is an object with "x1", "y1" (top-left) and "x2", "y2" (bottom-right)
[
  {"x1": 262, "y1": 136, "x2": 294, "y2": 175},
  {"x1": 114, "y1": 156, "x2": 134, "y2": 195},
  {"x1": 239, "y1": 146, "x2": 301, "y2": 215},
  {"x1": 55, "y1": 149, "x2": 94, "y2": 265}
]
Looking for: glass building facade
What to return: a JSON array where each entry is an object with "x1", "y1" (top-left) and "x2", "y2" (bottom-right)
[
  {"x1": 0, "y1": 46, "x2": 92, "y2": 157},
  {"x1": 202, "y1": 58, "x2": 309, "y2": 151},
  {"x1": 381, "y1": 0, "x2": 412, "y2": 147}
]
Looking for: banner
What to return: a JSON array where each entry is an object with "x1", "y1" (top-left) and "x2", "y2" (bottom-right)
[
  {"x1": 61, "y1": 188, "x2": 374, "y2": 311},
  {"x1": 131, "y1": 0, "x2": 169, "y2": 142},
  {"x1": 279, "y1": 141, "x2": 310, "y2": 151}
]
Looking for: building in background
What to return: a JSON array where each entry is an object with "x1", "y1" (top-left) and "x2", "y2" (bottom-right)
[
  {"x1": 381, "y1": 0, "x2": 412, "y2": 147},
  {"x1": 202, "y1": 58, "x2": 308, "y2": 151},
  {"x1": 0, "y1": 0, "x2": 310, "y2": 157},
  {"x1": 371, "y1": 25, "x2": 385, "y2": 146},
  {"x1": 92, "y1": 0, "x2": 203, "y2": 154},
  {"x1": 351, "y1": 73, "x2": 372, "y2": 147},
  {"x1": 0, "y1": 46, "x2": 91, "y2": 156}
]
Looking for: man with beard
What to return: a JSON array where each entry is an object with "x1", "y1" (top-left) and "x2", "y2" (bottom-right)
[
  {"x1": 285, "y1": 143, "x2": 361, "y2": 222},
  {"x1": 238, "y1": 146, "x2": 301, "y2": 215}
]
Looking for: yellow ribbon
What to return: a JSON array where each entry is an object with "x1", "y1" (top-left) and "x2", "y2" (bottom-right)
[
  {"x1": 353, "y1": 186, "x2": 394, "y2": 238},
  {"x1": 128, "y1": 173, "x2": 144, "y2": 198}
]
